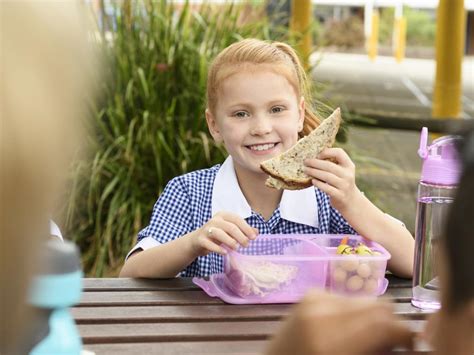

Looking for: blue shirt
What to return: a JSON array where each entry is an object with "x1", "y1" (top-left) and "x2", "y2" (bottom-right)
[{"x1": 130, "y1": 156, "x2": 356, "y2": 277}]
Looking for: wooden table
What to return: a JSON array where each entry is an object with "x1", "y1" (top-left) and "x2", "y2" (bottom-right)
[{"x1": 74, "y1": 276, "x2": 433, "y2": 354}]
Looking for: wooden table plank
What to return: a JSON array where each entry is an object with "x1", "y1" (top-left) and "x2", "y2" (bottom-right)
[
  {"x1": 73, "y1": 304, "x2": 292, "y2": 324},
  {"x1": 84, "y1": 342, "x2": 431, "y2": 355},
  {"x1": 79, "y1": 288, "x2": 413, "y2": 307},
  {"x1": 78, "y1": 320, "x2": 427, "y2": 344},
  {"x1": 82, "y1": 278, "x2": 199, "y2": 292},
  {"x1": 79, "y1": 320, "x2": 281, "y2": 344},
  {"x1": 79, "y1": 290, "x2": 224, "y2": 306},
  {"x1": 72, "y1": 302, "x2": 431, "y2": 324},
  {"x1": 84, "y1": 340, "x2": 267, "y2": 354}
]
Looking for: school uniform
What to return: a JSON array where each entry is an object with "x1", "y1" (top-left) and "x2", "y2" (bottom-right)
[{"x1": 126, "y1": 156, "x2": 356, "y2": 277}]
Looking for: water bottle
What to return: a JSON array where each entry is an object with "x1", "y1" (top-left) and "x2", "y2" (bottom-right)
[
  {"x1": 412, "y1": 127, "x2": 461, "y2": 310},
  {"x1": 26, "y1": 240, "x2": 83, "y2": 354}
]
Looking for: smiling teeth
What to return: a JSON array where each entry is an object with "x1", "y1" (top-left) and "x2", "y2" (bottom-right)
[{"x1": 249, "y1": 143, "x2": 275, "y2": 151}]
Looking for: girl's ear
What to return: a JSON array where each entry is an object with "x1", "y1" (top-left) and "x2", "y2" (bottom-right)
[
  {"x1": 298, "y1": 97, "x2": 305, "y2": 132},
  {"x1": 205, "y1": 108, "x2": 223, "y2": 143}
]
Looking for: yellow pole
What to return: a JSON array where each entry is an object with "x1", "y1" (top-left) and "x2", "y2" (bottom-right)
[
  {"x1": 432, "y1": 0, "x2": 466, "y2": 119},
  {"x1": 368, "y1": 10, "x2": 379, "y2": 61},
  {"x1": 394, "y1": 17, "x2": 407, "y2": 63},
  {"x1": 290, "y1": 0, "x2": 312, "y2": 68}
]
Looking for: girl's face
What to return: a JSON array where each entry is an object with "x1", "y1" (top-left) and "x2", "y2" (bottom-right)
[{"x1": 206, "y1": 68, "x2": 304, "y2": 179}]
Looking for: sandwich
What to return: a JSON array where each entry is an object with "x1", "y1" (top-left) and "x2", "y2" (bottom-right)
[
  {"x1": 225, "y1": 255, "x2": 299, "y2": 297},
  {"x1": 260, "y1": 107, "x2": 341, "y2": 190}
]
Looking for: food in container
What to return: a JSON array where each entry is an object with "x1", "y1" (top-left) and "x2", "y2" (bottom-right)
[
  {"x1": 193, "y1": 234, "x2": 390, "y2": 304},
  {"x1": 224, "y1": 256, "x2": 299, "y2": 297},
  {"x1": 326, "y1": 237, "x2": 390, "y2": 296}
]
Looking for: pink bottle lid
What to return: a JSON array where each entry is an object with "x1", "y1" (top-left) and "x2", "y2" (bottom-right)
[{"x1": 418, "y1": 127, "x2": 461, "y2": 186}]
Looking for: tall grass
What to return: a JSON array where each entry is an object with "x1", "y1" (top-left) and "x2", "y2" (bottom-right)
[{"x1": 65, "y1": 0, "x2": 301, "y2": 276}]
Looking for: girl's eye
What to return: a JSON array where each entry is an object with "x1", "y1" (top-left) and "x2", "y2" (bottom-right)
[
  {"x1": 271, "y1": 106, "x2": 285, "y2": 114},
  {"x1": 233, "y1": 111, "x2": 249, "y2": 118}
]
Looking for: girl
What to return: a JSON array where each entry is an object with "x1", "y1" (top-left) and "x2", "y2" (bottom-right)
[{"x1": 120, "y1": 39, "x2": 414, "y2": 279}]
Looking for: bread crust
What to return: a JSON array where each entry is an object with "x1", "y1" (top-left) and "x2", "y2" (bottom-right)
[{"x1": 260, "y1": 108, "x2": 341, "y2": 190}]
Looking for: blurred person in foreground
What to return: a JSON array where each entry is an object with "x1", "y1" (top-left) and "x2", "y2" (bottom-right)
[
  {"x1": 0, "y1": 1, "x2": 98, "y2": 353},
  {"x1": 266, "y1": 127, "x2": 474, "y2": 354}
]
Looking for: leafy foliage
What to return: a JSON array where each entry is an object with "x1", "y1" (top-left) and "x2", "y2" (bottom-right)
[{"x1": 379, "y1": 7, "x2": 435, "y2": 47}]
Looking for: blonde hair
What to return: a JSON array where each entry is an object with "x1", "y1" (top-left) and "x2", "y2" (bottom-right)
[
  {"x1": 206, "y1": 38, "x2": 321, "y2": 136},
  {"x1": 1, "y1": 2, "x2": 98, "y2": 352}
]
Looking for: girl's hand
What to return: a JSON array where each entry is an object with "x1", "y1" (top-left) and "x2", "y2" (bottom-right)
[
  {"x1": 304, "y1": 148, "x2": 360, "y2": 212},
  {"x1": 190, "y1": 211, "x2": 258, "y2": 257}
]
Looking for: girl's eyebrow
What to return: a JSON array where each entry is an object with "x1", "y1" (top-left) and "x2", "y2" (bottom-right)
[
  {"x1": 226, "y1": 102, "x2": 253, "y2": 110},
  {"x1": 227, "y1": 98, "x2": 291, "y2": 110},
  {"x1": 267, "y1": 99, "x2": 291, "y2": 106}
]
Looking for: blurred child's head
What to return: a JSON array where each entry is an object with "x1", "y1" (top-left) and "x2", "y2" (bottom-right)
[
  {"x1": 441, "y1": 128, "x2": 474, "y2": 311},
  {"x1": 207, "y1": 39, "x2": 320, "y2": 137},
  {"x1": 444, "y1": 129, "x2": 474, "y2": 308},
  {"x1": 1, "y1": 1, "x2": 98, "y2": 352},
  {"x1": 432, "y1": 127, "x2": 474, "y2": 353}
]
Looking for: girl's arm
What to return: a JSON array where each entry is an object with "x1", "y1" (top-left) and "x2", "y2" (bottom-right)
[
  {"x1": 119, "y1": 211, "x2": 257, "y2": 278},
  {"x1": 304, "y1": 148, "x2": 414, "y2": 278},
  {"x1": 119, "y1": 231, "x2": 199, "y2": 278}
]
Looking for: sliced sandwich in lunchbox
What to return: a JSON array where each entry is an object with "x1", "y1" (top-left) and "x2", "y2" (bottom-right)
[{"x1": 260, "y1": 107, "x2": 341, "y2": 190}]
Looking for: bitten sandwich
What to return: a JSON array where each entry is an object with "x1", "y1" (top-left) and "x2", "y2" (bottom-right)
[{"x1": 260, "y1": 107, "x2": 341, "y2": 190}]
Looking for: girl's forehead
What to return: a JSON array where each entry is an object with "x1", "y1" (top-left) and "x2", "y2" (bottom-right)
[
  {"x1": 214, "y1": 70, "x2": 300, "y2": 112},
  {"x1": 217, "y1": 63, "x2": 299, "y2": 93},
  {"x1": 219, "y1": 63, "x2": 295, "y2": 81}
]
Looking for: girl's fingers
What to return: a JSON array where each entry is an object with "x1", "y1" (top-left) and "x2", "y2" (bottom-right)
[
  {"x1": 200, "y1": 238, "x2": 227, "y2": 255},
  {"x1": 219, "y1": 212, "x2": 258, "y2": 240},
  {"x1": 220, "y1": 221, "x2": 251, "y2": 247},
  {"x1": 304, "y1": 158, "x2": 345, "y2": 178},
  {"x1": 209, "y1": 227, "x2": 240, "y2": 250},
  {"x1": 318, "y1": 148, "x2": 355, "y2": 169},
  {"x1": 210, "y1": 215, "x2": 255, "y2": 247},
  {"x1": 312, "y1": 179, "x2": 341, "y2": 199},
  {"x1": 304, "y1": 167, "x2": 343, "y2": 188}
]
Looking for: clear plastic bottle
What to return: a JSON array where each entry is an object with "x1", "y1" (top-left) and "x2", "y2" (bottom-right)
[
  {"x1": 28, "y1": 240, "x2": 83, "y2": 354},
  {"x1": 412, "y1": 128, "x2": 460, "y2": 310}
]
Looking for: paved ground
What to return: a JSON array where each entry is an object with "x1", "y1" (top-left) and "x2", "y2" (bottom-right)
[{"x1": 312, "y1": 53, "x2": 474, "y2": 233}]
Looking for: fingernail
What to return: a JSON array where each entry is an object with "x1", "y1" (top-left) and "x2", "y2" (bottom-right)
[{"x1": 221, "y1": 249, "x2": 227, "y2": 255}]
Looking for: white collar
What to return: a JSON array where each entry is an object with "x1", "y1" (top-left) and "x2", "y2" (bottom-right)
[{"x1": 211, "y1": 156, "x2": 318, "y2": 228}]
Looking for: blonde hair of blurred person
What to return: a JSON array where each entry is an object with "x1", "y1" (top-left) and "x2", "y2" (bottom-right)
[{"x1": 1, "y1": 1, "x2": 98, "y2": 353}]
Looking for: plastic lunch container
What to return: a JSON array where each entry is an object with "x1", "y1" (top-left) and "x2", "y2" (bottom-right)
[{"x1": 193, "y1": 234, "x2": 391, "y2": 304}]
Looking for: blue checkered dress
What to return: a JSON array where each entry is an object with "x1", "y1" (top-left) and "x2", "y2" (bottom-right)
[{"x1": 137, "y1": 164, "x2": 356, "y2": 277}]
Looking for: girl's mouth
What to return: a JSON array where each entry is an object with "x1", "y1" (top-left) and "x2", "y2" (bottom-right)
[{"x1": 246, "y1": 142, "x2": 278, "y2": 154}]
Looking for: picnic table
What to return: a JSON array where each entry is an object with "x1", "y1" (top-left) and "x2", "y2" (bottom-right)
[{"x1": 75, "y1": 275, "x2": 432, "y2": 354}]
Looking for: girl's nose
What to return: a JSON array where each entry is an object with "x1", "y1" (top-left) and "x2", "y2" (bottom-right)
[{"x1": 250, "y1": 116, "x2": 272, "y2": 136}]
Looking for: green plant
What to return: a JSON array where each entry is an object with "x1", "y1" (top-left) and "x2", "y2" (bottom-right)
[
  {"x1": 65, "y1": 0, "x2": 307, "y2": 276},
  {"x1": 378, "y1": 8, "x2": 394, "y2": 45},
  {"x1": 379, "y1": 7, "x2": 435, "y2": 47},
  {"x1": 405, "y1": 8, "x2": 435, "y2": 46}
]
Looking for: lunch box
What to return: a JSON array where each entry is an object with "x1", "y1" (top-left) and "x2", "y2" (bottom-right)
[{"x1": 193, "y1": 234, "x2": 390, "y2": 304}]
